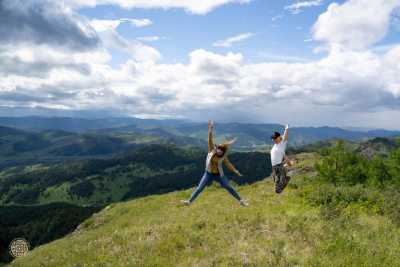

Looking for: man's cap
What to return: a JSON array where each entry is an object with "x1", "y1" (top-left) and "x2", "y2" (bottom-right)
[{"x1": 271, "y1": 132, "x2": 281, "y2": 140}]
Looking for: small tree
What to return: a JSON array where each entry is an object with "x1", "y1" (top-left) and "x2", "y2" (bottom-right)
[
  {"x1": 387, "y1": 147, "x2": 400, "y2": 185},
  {"x1": 315, "y1": 140, "x2": 368, "y2": 185},
  {"x1": 367, "y1": 155, "x2": 391, "y2": 187}
]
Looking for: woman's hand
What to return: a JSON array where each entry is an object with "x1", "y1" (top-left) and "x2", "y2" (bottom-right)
[
  {"x1": 208, "y1": 120, "x2": 214, "y2": 151},
  {"x1": 226, "y1": 137, "x2": 237, "y2": 145},
  {"x1": 208, "y1": 120, "x2": 214, "y2": 130}
]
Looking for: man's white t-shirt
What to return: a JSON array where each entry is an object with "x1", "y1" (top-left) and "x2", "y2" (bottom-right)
[{"x1": 270, "y1": 140, "x2": 287, "y2": 166}]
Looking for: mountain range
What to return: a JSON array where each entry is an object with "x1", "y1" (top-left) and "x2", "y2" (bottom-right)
[{"x1": 1, "y1": 116, "x2": 399, "y2": 152}]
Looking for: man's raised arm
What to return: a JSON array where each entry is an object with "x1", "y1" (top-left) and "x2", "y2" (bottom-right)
[
  {"x1": 208, "y1": 120, "x2": 214, "y2": 152},
  {"x1": 283, "y1": 124, "x2": 289, "y2": 141}
]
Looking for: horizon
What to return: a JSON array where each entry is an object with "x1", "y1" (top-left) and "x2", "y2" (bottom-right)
[
  {"x1": 0, "y1": 115, "x2": 399, "y2": 131},
  {"x1": 1, "y1": 0, "x2": 400, "y2": 129}
]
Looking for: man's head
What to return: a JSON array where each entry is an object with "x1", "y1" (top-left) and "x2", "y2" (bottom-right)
[{"x1": 271, "y1": 131, "x2": 282, "y2": 144}]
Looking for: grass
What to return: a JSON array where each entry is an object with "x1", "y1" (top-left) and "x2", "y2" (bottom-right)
[{"x1": 9, "y1": 153, "x2": 400, "y2": 267}]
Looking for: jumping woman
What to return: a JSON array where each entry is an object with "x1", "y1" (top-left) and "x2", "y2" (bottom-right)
[{"x1": 182, "y1": 120, "x2": 248, "y2": 206}]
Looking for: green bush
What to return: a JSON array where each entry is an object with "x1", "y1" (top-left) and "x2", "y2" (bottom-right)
[
  {"x1": 306, "y1": 145, "x2": 400, "y2": 225},
  {"x1": 315, "y1": 141, "x2": 400, "y2": 187},
  {"x1": 381, "y1": 187, "x2": 400, "y2": 226},
  {"x1": 305, "y1": 183, "x2": 379, "y2": 209},
  {"x1": 315, "y1": 141, "x2": 368, "y2": 185}
]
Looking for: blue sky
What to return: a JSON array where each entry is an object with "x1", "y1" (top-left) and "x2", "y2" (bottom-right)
[
  {"x1": 79, "y1": 0, "x2": 340, "y2": 65},
  {"x1": 1, "y1": 0, "x2": 400, "y2": 129},
  {"x1": 78, "y1": 0, "x2": 400, "y2": 64}
]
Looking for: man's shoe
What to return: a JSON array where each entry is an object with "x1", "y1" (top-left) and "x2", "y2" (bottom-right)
[
  {"x1": 280, "y1": 176, "x2": 291, "y2": 192},
  {"x1": 275, "y1": 187, "x2": 283, "y2": 194}
]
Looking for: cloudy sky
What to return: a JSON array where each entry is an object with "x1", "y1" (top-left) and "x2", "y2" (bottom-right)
[{"x1": 1, "y1": 0, "x2": 400, "y2": 129}]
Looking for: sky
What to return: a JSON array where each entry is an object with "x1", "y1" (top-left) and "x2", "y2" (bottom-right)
[{"x1": 1, "y1": 0, "x2": 400, "y2": 129}]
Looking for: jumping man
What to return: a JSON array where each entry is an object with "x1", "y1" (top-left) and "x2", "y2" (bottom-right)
[{"x1": 270, "y1": 124, "x2": 291, "y2": 193}]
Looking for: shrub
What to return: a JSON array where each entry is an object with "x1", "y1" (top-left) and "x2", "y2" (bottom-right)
[
  {"x1": 305, "y1": 183, "x2": 380, "y2": 212},
  {"x1": 315, "y1": 141, "x2": 369, "y2": 185},
  {"x1": 315, "y1": 141, "x2": 400, "y2": 187},
  {"x1": 381, "y1": 187, "x2": 400, "y2": 226}
]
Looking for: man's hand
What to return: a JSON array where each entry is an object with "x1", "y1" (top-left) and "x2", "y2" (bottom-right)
[
  {"x1": 236, "y1": 171, "x2": 243, "y2": 177},
  {"x1": 283, "y1": 124, "x2": 289, "y2": 141},
  {"x1": 208, "y1": 120, "x2": 214, "y2": 130}
]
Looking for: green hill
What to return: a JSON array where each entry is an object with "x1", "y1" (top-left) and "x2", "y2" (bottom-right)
[
  {"x1": 0, "y1": 124, "x2": 206, "y2": 171},
  {"x1": 8, "y1": 153, "x2": 400, "y2": 267},
  {"x1": 0, "y1": 203, "x2": 101, "y2": 264},
  {"x1": 0, "y1": 145, "x2": 270, "y2": 206}
]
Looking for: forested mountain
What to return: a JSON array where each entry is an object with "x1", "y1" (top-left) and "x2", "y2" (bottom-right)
[
  {"x1": 1, "y1": 117, "x2": 399, "y2": 150},
  {"x1": 0, "y1": 144, "x2": 271, "y2": 206},
  {"x1": 0, "y1": 203, "x2": 101, "y2": 263}
]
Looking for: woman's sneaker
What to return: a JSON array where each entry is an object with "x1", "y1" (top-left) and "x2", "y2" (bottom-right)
[
  {"x1": 239, "y1": 200, "x2": 249, "y2": 207},
  {"x1": 181, "y1": 200, "x2": 191, "y2": 206}
]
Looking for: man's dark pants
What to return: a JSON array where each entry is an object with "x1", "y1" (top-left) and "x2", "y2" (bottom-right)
[{"x1": 272, "y1": 163, "x2": 291, "y2": 194}]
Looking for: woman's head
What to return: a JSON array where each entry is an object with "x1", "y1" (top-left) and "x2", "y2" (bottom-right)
[
  {"x1": 215, "y1": 144, "x2": 228, "y2": 157},
  {"x1": 215, "y1": 138, "x2": 236, "y2": 157}
]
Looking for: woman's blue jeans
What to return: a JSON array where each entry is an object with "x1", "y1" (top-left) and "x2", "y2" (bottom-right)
[{"x1": 189, "y1": 171, "x2": 242, "y2": 203}]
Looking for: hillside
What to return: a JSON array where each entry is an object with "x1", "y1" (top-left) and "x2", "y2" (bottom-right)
[
  {"x1": 0, "y1": 145, "x2": 270, "y2": 206},
  {"x1": 8, "y1": 153, "x2": 400, "y2": 267},
  {"x1": 0, "y1": 125, "x2": 142, "y2": 170},
  {"x1": 0, "y1": 124, "x2": 207, "y2": 170},
  {"x1": 0, "y1": 203, "x2": 101, "y2": 264}
]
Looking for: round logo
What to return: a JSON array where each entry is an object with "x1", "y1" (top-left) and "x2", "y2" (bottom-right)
[{"x1": 9, "y1": 238, "x2": 30, "y2": 258}]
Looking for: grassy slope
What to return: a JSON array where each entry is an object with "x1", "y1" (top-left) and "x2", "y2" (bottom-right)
[{"x1": 9, "y1": 153, "x2": 400, "y2": 267}]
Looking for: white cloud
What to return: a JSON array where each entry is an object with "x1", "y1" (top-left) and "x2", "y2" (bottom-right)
[
  {"x1": 124, "y1": 18, "x2": 152, "y2": 27},
  {"x1": 99, "y1": 30, "x2": 161, "y2": 62},
  {"x1": 213, "y1": 33, "x2": 255, "y2": 48},
  {"x1": 3, "y1": 45, "x2": 400, "y2": 124},
  {"x1": 136, "y1": 36, "x2": 163, "y2": 42},
  {"x1": 258, "y1": 52, "x2": 308, "y2": 62},
  {"x1": 90, "y1": 19, "x2": 121, "y2": 32},
  {"x1": 285, "y1": 0, "x2": 323, "y2": 14},
  {"x1": 90, "y1": 19, "x2": 161, "y2": 62},
  {"x1": 66, "y1": 0, "x2": 252, "y2": 15},
  {"x1": 271, "y1": 14, "x2": 283, "y2": 22},
  {"x1": 313, "y1": 0, "x2": 400, "y2": 50},
  {"x1": 90, "y1": 18, "x2": 152, "y2": 32}
]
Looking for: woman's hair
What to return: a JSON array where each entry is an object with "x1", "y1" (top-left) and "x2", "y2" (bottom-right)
[{"x1": 216, "y1": 143, "x2": 229, "y2": 157}]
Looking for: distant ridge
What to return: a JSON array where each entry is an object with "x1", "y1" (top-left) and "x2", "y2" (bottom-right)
[{"x1": 0, "y1": 117, "x2": 399, "y2": 149}]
